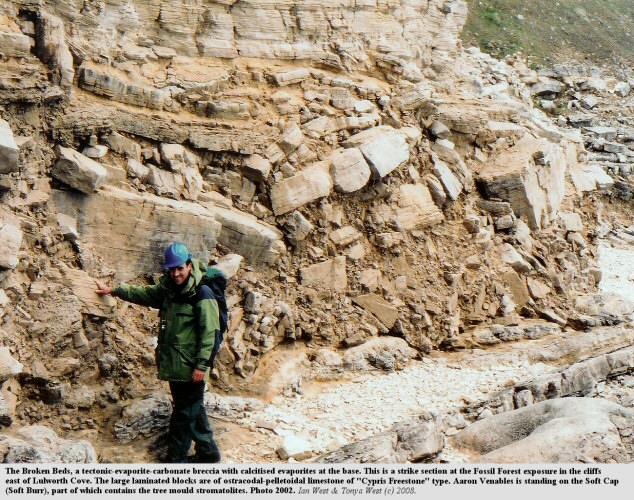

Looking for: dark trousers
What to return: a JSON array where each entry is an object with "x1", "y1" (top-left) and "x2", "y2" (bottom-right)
[{"x1": 167, "y1": 381, "x2": 221, "y2": 463}]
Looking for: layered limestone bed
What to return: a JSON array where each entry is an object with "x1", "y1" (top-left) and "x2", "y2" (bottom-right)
[{"x1": 0, "y1": 0, "x2": 632, "y2": 463}]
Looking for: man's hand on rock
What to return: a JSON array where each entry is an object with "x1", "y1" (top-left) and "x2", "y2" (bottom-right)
[{"x1": 95, "y1": 280, "x2": 112, "y2": 295}]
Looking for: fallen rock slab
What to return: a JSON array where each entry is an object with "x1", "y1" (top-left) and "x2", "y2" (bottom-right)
[
  {"x1": 394, "y1": 183, "x2": 444, "y2": 230},
  {"x1": 299, "y1": 257, "x2": 347, "y2": 292},
  {"x1": 329, "y1": 147, "x2": 371, "y2": 193},
  {"x1": 477, "y1": 135, "x2": 566, "y2": 229},
  {"x1": 342, "y1": 126, "x2": 409, "y2": 179},
  {"x1": 270, "y1": 162, "x2": 333, "y2": 216},
  {"x1": 52, "y1": 146, "x2": 107, "y2": 194}
]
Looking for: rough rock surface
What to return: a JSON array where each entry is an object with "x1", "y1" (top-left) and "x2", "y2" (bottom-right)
[
  {"x1": 0, "y1": 0, "x2": 631, "y2": 466},
  {"x1": 453, "y1": 398, "x2": 634, "y2": 463}
]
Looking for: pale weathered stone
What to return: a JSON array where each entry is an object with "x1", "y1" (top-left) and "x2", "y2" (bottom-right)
[
  {"x1": 242, "y1": 154, "x2": 272, "y2": 182},
  {"x1": 59, "y1": 264, "x2": 116, "y2": 318},
  {"x1": 284, "y1": 211, "x2": 314, "y2": 245},
  {"x1": 429, "y1": 120, "x2": 451, "y2": 140},
  {"x1": 393, "y1": 84, "x2": 433, "y2": 111},
  {"x1": 210, "y1": 254, "x2": 243, "y2": 280},
  {"x1": 499, "y1": 244, "x2": 532, "y2": 274},
  {"x1": 431, "y1": 153, "x2": 462, "y2": 201},
  {"x1": 0, "y1": 31, "x2": 34, "y2": 58},
  {"x1": 530, "y1": 78, "x2": 565, "y2": 96},
  {"x1": 454, "y1": 398, "x2": 634, "y2": 463},
  {"x1": 1, "y1": 425, "x2": 96, "y2": 463},
  {"x1": 270, "y1": 162, "x2": 333, "y2": 216},
  {"x1": 103, "y1": 131, "x2": 142, "y2": 160},
  {"x1": 579, "y1": 77, "x2": 607, "y2": 93},
  {"x1": 343, "y1": 337, "x2": 416, "y2": 370},
  {"x1": 53, "y1": 147, "x2": 108, "y2": 194},
  {"x1": 425, "y1": 174, "x2": 447, "y2": 207},
  {"x1": 329, "y1": 226, "x2": 361, "y2": 247},
  {"x1": 569, "y1": 163, "x2": 615, "y2": 195},
  {"x1": 0, "y1": 120, "x2": 19, "y2": 174},
  {"x1": 558, "y1": 212, "x2": 583, "y2": 233},
  {"x1": 265, "y1": 124, "x2": 303, "y2": 165},
  {"x1": 394, "y1": 184, "x2": 443, "y2": 231},
  {"x1": 146, "y1": 165, "x2": 185, "y2": 198},
  {"x1": 79, "y1": 63, "x2": 165, "y2": 110},
  {"x1": 342, "y1": 126, "x2": 409, "y2": 179},
  {"x1": 299, "y1": 257, "x2": 347, "y2": 292},
  {"x1": 352, "y1": 294, "x2": 399, "y2": 329},
  {"x1": 0, "y1": 216, "x2": 22, "y2": 270},
  {"x1": 52, "y1": 187, "x2": 222, "y2": 281},
  {"x1": 113, "y1": 394, "x2": 171, "y2": 443},
  {"x1": 502, "y1": 270, "x2": 530, "y2": 307},
  {"x1": 273, "y1": 68, "x2": 310, "y2": 86},
  {"x1": 208, "y1": 204, "x2": 284, "y2": 264},
  {"x1": 276, "y1": 434, "x2": 314, "y2": 461},
  {"x1": 126, "y1": 159, "x2": 150, "y2": 180},
  {"x1": 614, "y1": 81, "x2": 631, "y2": 98},
  {"x1": 82, "y1": 145, "x2": 109, "y2": 159},
  {"x1": 526, "y1": 277, "x2": 551, "y2": 300},
  {"x1": 0, "y1": 347, "x2": 22, "y2": 383},
  {"x1": 329, "y1": 148, "x2": 371, "y2": 193},
  {"x1": 477, "y1": 135, "x2": 566, "y2": 229}
]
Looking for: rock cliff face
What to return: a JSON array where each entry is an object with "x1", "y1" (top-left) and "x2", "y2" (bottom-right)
[{"x1": 0, "y1": 0, "x2": 632, "y2": 463}]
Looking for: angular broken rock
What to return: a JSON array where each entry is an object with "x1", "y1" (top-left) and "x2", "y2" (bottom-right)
[
  {"x1": 52, "y1": 147, "x2": 107, "y2": 194},
  {"x1": 477, "y1": 135, "x2": 566, "y2": 229},
  {"x1": 394, "y1": 184, "x2": 444, "y2": 231},
  {"x1": 498, "y1": 244, "x2": 532, "y2": 274},
  {"x1": 352, "y1": 294, "x2": 399, "y2": 329},
  {"x1": 82, "y1": 145, "x2": 108, "y2": 159},
  {"x1": 329, "y1": 226, "x2": 361, "y2": 247},
  {"x1": 103, "y1": 131, "x2": 142, "y2": 160},
  {"x1": 0, "y1": 218, "x2": 23, "y2": 270},
  {"x1": 0, "y1": 347, "x2": 23, "y2": 383},
  {"x1": 284, "y1": 211, "x2": 314, "y2": 245},
  {"x1": 425, "y1": 174, "x2": 447, "y2": 207},
  {"x1": 52, "y1": 187, "x2": 222, "y2": 281},
  {"x1": 276, "y1": 434, "x2": 314, "y2": 461},
  {"x1": 569, "y1": 163, "x2": 615, "y2": 195},
  {"x1": 329, "y1": 147, "x2": 371, "y2": 193},
  {"x1": 502, "y1": 270, "x2": 530, "y2": 307},
  {"x1": 299, "y1": 257, "x2": 347, "y2": 292},
  {"x1": 59, "y1": 264, "x2": 116, "y2": 318},
  {"x1": 342, "y1": 126, "x2": 409, "y2": 179},
  {"x1": 113, "y1": 394, "x2": 171, "y2": 444},
  {"x1": 613, "y1": 81, "x2": 631, "y2": 98},
  {"x1": 265, "y1": 124, "x2": 304, "y2": 165},
  {"x1": 431, "y1": 153, "x2": 462, "y2": 201},
  {"x1": 270, "y1": 161, "x2": 333, "y2": 216},
  {"x1": 559, "y1": 212, "x2": 583, "y2": 232},
  {"x1": 526, "y1": 277, "x2": 551, "y2": 300},
  {"x1": 429, "y1": 120, "x2": 451, "y2": 140},
  {"x1": 242, "y1": 154, "x2": 272, "y2": 182},
  {"x1": 273, "y1": 68, "x2": 310, "y2": 87},
  {"x1": 0, "y1": 119, "x2": 19, "y2": 174}
]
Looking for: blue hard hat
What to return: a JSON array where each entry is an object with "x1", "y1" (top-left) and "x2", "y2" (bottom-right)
[{"x1": 164, "y1": 242, "x2": 192, "y2": 269}]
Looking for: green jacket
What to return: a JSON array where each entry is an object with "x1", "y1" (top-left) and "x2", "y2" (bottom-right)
[{"x1": 112, "y1": 258, "x2": 219, "y2": 382}]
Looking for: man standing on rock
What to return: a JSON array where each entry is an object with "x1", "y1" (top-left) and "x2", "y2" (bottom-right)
[{"x1": 95, "y1": 242, "x2": 222, "y2": 463}]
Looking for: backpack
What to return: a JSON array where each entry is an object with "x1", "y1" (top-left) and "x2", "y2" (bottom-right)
[{"x1": 194, "y1": 268, "x2": 228, "y2": 368}]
